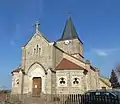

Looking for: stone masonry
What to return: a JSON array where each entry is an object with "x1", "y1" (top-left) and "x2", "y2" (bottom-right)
[{"x1": 11, "y1": 15, "x2": 111, "y2": 95}]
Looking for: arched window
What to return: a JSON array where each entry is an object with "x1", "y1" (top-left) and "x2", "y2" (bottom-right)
[
  {"x1": 34, "y1": 45, "x2": 41, "y2": 55},
  {"x1": 39, "y1": 48, "x2": 41, "y2": 54},
  {"x1": 37, "y1": 45, "x2": 39, "y2": 53},
  {"x1": 34, "y1": 48, "x2": 36, "y2": 54}
]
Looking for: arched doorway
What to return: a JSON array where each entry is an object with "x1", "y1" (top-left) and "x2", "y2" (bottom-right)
[
  {"x1": 27, "y1": 62, "x2": 46, "y2": 94},
  {"x1": 32, "y1": 77, "x2": 42, "y2": 96}
]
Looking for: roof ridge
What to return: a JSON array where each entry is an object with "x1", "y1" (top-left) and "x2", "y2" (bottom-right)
[{"x1": 23, "y1": 31, "x2": 50, "y2": 47}]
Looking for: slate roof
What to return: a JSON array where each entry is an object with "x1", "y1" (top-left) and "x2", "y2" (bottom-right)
[
  {"x1": 56, "y1": 58, "x2": 85, "y2": 69},
  {"x1": 90, "y1": 65, "x2": 97, "y2": 72},
  {"x1": 11, "y1": 65, "x2": 21, "y2": 74},
  {"x1": 58, "y1": 15, "x2": 82, "y2": 43}
]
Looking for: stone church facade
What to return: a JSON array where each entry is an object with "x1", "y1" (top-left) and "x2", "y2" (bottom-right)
[{"x1": 11, "y1": 15, "x2": 111, "y2": 95}]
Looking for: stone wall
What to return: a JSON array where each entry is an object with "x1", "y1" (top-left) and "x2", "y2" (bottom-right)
[
  {"x1": 51, "y1": 71, "x2": 56, "y2": 94},
  {"x1": 11, "y1": 72, "x2": 20, "y2": 94},
  {"x1": 46, "y1": 69, "x2": 52, "y2": 94},
  {"x1": 21, "y1": 33, "x2": 52, "y2": 73},
  {"x1": 56, "y1": 39, "x2": 83, "y2": 60},
  {"x1": 56, "y1": 69, "x2": 85, "y2": 94},
  {"x1": 85, "y1": 62, "x2": 100, "y2": 91},
  {"x1": 20, "y1": 33, "x2": 54, "y2": 94},
  {"x1": 52, "y1": 45, "x2": 63, "y2": 68},
  {"x1": 87, "y1": 69, "x2": 100, "y2": 90}
]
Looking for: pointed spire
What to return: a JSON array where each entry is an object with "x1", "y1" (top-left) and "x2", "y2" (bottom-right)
[
  {"x1": 58, "y1": 14, "x2": 79, "y2": 41},
  {"x1": 35, "y1": 21, "x2": 40, "y2": 33},
  {"x1": 68, "y1": 12, "x2": 71, "y2": 19}
]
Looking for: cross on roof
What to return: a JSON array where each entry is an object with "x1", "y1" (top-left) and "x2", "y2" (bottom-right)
[{"x1": 35, "y1": 21, "x2": 40, "y2": 33}]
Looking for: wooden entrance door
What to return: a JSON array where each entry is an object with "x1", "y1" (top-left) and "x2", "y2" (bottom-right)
[
  {"x1": 32, "y1": 77, "x2": 42, "y2": 96},
  {"x1": 102, "y1": 87, "x2": 106, "y2": 90}
]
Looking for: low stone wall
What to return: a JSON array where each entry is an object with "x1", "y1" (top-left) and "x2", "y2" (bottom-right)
[{"x1": 7, "y1": 94, "x2": 82, "y2": 104}]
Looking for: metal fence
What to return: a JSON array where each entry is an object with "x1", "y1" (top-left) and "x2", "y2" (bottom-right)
[
  {"x1": 0, "y1": 94, "x2": 120, "y2": 104},
  {"x1": 50, "y1": 94, "x2": 120, "y2": 104}
]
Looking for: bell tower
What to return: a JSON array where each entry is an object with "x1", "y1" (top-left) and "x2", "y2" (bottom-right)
[{"x1": 56, "y1": 14, "x2": 84, "y2": 60}]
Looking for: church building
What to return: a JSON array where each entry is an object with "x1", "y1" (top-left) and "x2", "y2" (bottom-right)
[{"x1": 11, "y1": 15, "x2": 111, "y2": 95}]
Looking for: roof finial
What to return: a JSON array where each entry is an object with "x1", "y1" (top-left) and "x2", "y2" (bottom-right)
[
  {"x1": 68, "y1": 12, "x2": 71, "y2": 19},
  {"x1": 35, "y1": 21, "x2": 40, "y2": 33}
]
